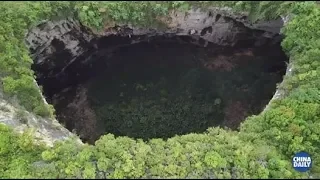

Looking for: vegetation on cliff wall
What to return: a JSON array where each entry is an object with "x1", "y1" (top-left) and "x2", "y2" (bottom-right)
[{"x1": 0, "y1": 1, "x2": 319, "y2": 178}]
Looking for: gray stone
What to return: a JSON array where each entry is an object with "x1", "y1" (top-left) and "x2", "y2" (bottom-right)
[{"x1": 0, "y1": 97, "x2": 80, "y2": 147}]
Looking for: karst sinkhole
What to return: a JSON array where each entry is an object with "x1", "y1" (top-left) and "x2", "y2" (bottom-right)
[{"x1": 31, "y1": 33, "x2": 288, "y2": 144}]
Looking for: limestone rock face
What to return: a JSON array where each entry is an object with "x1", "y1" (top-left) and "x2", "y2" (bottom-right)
[
  {"x1": 51, "y1": 85, "x2": 102, "y2": 144},
  {"x1": 25, "y1": 18, "x2": 95, "y2": 90},
  {"x1": 125, "y1": 8, "x2": 283, "y2": 45},
  {"x1": 0, "y1": 92, "x2": 79, "y2": 147},
  {"x1": 26, "y1": 8, "x2": 284, "y2": 88},
  {"x1": 25, "y1": 18, "x2": 94, "y2": 66}
]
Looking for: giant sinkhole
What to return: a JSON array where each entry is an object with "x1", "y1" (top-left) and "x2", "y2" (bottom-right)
[{"x1": 26, "y1": 16, "x2": 288, "y2": 144}]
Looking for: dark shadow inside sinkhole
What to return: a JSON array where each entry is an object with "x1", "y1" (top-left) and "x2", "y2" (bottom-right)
[{"x1": 33, "y1": 35, "x2": 288, "y2": 144}]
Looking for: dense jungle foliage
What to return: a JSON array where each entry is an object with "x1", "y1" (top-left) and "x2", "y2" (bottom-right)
[{"x1": 0, "y1": 1, "x2": 320, "y2": 178}]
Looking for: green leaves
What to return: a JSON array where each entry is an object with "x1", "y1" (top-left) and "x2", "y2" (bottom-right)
[
  {"x1": 204, "y1": 151, "x2": 227, "y2": 169},
  {"x1": 170, "y1": 1, "x2": 190, "y2": 12},
  {"x1": 76, "y1": 2, "x2": 172, "y2": 28},
  {"x1": 82, "y1": 5, "x2": 89, "y2": 11},
  {"x1": 0, "y1": 124, "x2": 44, "y2": 178}
]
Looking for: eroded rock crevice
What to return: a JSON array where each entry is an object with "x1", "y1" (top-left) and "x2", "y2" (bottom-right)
[{"x1": 26, "y1": 10, "x2": 288, "y2": 143}]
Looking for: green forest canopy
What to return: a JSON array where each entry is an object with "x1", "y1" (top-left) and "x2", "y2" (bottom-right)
[{"x1": 0, "y1": 1, "x2": 320, "y2": 178}]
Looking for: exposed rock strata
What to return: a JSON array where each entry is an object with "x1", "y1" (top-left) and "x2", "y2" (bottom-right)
[
  {"x1": 0, "y1": 93, "x2": 79, "y2": 147},
  {"x1": 52, "y1": 85, "x2": 102, "y2": 143},
  {"x1": 25, "y1": 8, "x2": 284, "y2": 96}
]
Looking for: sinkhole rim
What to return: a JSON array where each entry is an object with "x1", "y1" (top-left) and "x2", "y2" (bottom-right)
[
  {"x1": 33, "y1": 36, "x2": 289, "y2": 144},
  {"x1": 26, "y1": 14, "x2": 288, "y2": 143}
]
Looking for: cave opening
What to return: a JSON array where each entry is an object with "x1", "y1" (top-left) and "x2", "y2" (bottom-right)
[{"x1": 30, "y1": 30, "x2": 288, "y2": 144}]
